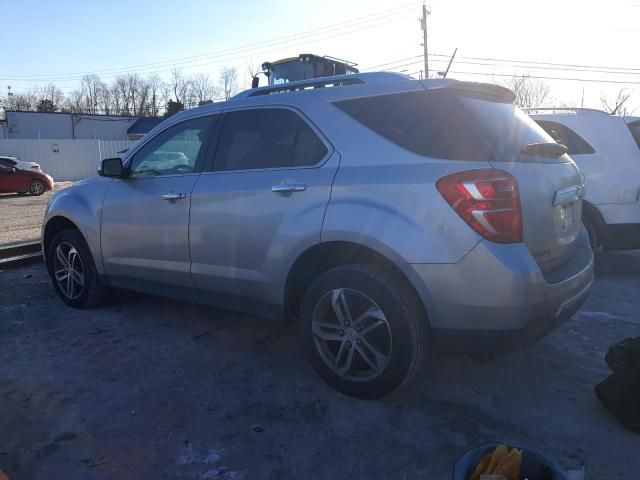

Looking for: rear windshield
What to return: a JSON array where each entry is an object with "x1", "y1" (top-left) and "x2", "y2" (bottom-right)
[{"x1": 334, "y1": 89, "x2": 551, "y2": 161}]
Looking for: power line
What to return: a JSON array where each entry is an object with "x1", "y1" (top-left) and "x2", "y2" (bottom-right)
[
  {"x1": 1, "y1": 3, "x2": 419, "y2": 81},
  {"x1": 455, "y1": 54, "x2": 640, "y2": 74},
  {"x1": 364, "y1": 53, "x2": 640, "y2": 76},
  {"x1": 2, "y1": 12, "x2": 415, "y2": 84},
  {"x1": 382, "y1": 58, "x2": 640, "y2": 85}
]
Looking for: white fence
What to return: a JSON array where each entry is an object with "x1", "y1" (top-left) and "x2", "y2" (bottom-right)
[{"x1": 0, "y1": 139, "x2": 138, "y2": 181}]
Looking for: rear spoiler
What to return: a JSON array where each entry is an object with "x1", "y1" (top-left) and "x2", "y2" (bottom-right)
[{"x1": 428, "y1": 81, "x2": 516, "y2": 103}]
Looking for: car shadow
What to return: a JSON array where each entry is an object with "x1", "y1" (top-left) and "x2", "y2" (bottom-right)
[
  {"x1": 0, "y1": 193, "x2": 27, "y2": 199},
  {"x1": 595, "y1": 250, "x2": 640, "y2": 277}
]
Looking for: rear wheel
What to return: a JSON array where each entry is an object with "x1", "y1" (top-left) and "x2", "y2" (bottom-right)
[
  {"x1": 298, "y1": 264, "x2": 425, "y2": 399},
  {"x1": 48, "y1": 229, "x2": 108, "y2": 308},
  {"x1": 29, "y1": 180, "x2": 45, "y2": 196}
]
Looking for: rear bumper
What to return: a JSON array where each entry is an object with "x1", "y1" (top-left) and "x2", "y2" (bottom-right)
[{"x1": 402, "y1": 228, "x2": 594, "y2": 354}]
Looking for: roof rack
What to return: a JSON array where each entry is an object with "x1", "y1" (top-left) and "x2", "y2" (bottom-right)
[
  {"x1": 233, "y1": 72, "x2": 411, "y2": 99},
  {"x1": 248, "y1": 77, "x2": 364, "y2": 97},
  {"x1": 524, "y1": 107, "x2": 608, "y2": 116}
]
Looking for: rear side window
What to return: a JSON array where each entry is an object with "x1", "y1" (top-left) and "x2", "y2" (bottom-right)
[
  {"x1": 334, "y1": 90, "x2": 550, "y2": 161},
  {"x1": 627, "y1": 121, "x2": 640, "y2": 150},
  {"x1": 535, "y1": 120, "x2": 596, "y2": 155},
  {"x1": 213, "y1": 108, "x2": 328, "y2": 171}
]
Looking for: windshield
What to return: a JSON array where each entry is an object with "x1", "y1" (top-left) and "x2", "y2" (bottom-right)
[{"x1": 269, "y1": 61, "x2": 315, "y2": 84}]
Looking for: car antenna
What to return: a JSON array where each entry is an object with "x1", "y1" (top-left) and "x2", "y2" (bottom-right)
[{"x1": 442, "y1": 48, "x2": 458, "y2": 78}]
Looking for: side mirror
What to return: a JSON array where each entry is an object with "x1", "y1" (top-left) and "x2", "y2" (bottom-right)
[
  {"x1": 98, "y1": 157, "x2": 126, "y2": 178},
  {"x1": 9, "y1": 167, "x2": 16, "y2": 174},
  {"x1": 251, "y1": 76, "x2": 259, "y2": 89}
]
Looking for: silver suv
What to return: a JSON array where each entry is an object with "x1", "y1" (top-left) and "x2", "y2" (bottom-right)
[{"x1": 43, "y1": 73, "x2": 594, "y2": 398}]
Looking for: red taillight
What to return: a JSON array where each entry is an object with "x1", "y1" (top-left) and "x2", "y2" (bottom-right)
[{"x1": 436, "y1": 169, "x2": 522, "y2": 243}]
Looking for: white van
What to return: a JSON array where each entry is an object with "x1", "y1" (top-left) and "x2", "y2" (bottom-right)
[{"x1": 530, "y1": 108, "x2": 640, "y2": 251}]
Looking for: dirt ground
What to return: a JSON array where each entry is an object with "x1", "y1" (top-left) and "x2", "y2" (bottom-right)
[
  {"x1": 1, "y1": 251, "x2": 639, "y2": 479},
  {"x1": 0, "y1": 183, "x2": 72, "y2": 246}
]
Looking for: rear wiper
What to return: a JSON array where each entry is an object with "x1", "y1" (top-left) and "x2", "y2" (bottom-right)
[{"x1": 521, "y1": 142, "x2": 568, "y2": 158}]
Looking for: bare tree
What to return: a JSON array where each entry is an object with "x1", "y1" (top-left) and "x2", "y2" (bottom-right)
[
  {"x1": 191, "y1": 73, "x2": 217, "y2": 104},
  {"x1": 80, "y1": 74, "x2": 105, "y2": 114},
  {"x1": 497, "y1": 74, "x2": 552, "y2": 109},
  {"x1": 601, "y1": 88, "x2": 632, "y2": 115},
  {"x1": 63, "y1": 90, "x2": 85, "y2": 113},
  {"x1": 170, "y1": 69, "x2": 191, "y2": 106},
  {"x1": 36, "y1": 84, "x2": 65, "y2": 111},
  {"x1": 6, "y1": 89, "x2": 38, "y2": 111},
  {"x1": 114, "y1": 75, "x2": 131, "y2": 115},
  {"x1": 220, "y1": 67, "x2": 239, "y2": 101},
  {"x1": 147, "y1": 74, "x2": 167, "y2": 116}
]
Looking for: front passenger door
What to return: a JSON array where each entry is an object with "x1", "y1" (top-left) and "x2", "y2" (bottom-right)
[{"x1": 100, "y1": 115, "x2": 215, "y2": 300}]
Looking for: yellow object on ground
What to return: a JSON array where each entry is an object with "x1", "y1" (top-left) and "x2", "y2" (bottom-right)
[{"x1": 469, "y1": 444, "x2": 523, "y2": 480}]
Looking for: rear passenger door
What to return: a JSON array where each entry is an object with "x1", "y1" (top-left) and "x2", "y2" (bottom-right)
[{"x1": 189, "y1": 106, "x2": 338, "y2": 315}]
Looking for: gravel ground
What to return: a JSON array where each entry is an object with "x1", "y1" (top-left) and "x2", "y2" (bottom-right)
[
  {"x1": 0, "y1": 183, "x2": 73, "y2": 246},
  {"x1": 1, "y1": 251, "x2": 639, "y2": 479}
]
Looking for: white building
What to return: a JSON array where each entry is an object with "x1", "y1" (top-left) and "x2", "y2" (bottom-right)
[{"x1": 0, "y1": 111, "x2": 156, "y2": 140}]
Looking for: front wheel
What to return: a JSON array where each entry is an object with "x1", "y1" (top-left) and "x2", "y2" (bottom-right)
[
  {"x1": 29, "y1": 180, "x2": 45, "y2": 195},
  {"x1": 298, "y1": 264, "x2": 426, "y2": 399},
  {"x1": 48, "y1": 229, "x2": 108, "y2": 308}
]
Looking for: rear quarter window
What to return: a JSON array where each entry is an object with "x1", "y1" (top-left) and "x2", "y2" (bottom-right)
[
  {"x1": 334, "y1": 89, "x2": 550, "y2": 161},
  {"x1": 534, "y1": 120, "x2": 596, "y2": 155},
  {"x1": 627, "y1": 121, "x2": 640, "y2": 150},
  {"x1": 334, "y1": 90, "x2": 494, "y2": 161}
]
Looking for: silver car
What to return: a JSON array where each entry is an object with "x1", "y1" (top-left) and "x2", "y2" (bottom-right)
[{"x1": 43, "y1": 73, "x2": 594, "y2": 398}]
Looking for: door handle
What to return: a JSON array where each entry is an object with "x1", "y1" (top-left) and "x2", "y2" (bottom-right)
[
  {"x1": 162, "y1": 192, "x2": 187, "y2": 200},
  {"x1": 271, "y1": 183, "x2": 307, "y2": 193}
]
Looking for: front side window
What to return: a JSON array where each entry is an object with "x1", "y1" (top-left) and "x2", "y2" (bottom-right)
[
  {"x1": 128, "y1": 116, "x2": 212, "y2": 177},
  {"x1": 0, "y1": 163, "x2": 12, "y2": 173},
  {"x1": 535, "y1": 120, "x2": 596, "y2": 155},
  {"x1": 212, "y1": 108, "x2": 328, "y2": 171}
]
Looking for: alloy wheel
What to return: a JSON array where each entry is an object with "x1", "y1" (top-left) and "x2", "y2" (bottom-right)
[
  {"x1": 53, "y1": 242, "x2": 85, "y2": 300},
  {"x1": 311, "y1": 288, "x2": 392, "y2": 382},
  {"x1": 30, "y1": 181, "x2": 44, "y2": 195}
]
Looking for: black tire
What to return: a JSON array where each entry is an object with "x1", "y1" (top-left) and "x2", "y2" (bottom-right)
[
  {"x1": 29, "y1": 180, "x2": 45, "y2": 196},
  {"x1": 298, "y1": 264, "x2": 426, "y2": 399},
  {"x1": 47, "y1": 229, "x2": 108, "y2": 308},
  {"x1": 583, "y1": 215, "x2": 600, "y2": 251}
]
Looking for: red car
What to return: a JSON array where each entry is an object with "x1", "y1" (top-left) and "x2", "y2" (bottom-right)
[{"x1": 0, "y1": 162, "x2": 54, "y2": 195}]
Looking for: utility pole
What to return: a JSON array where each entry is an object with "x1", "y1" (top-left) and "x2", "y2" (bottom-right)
[{"x1": 420, "y1": 3, "x2": 430, "y2": 79}]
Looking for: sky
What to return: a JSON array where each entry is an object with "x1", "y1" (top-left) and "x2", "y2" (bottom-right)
[{"x1": 1, "y1": 0, "x2": 640, "y2": 111}]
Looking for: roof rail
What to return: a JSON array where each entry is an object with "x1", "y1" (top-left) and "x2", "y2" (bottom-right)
[
  {"x1": 524, "y1": 107, "x2": 608, "y2": 116},
  {"x1": 248, "y1": 77, "x2": 364, "y2": 97},
  {"x1": 233, "y1": 72, "x2": 411, "y2": 99}
]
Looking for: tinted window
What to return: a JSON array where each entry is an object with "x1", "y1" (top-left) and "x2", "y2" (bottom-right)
[
  {"x1": 213, "y1": 108, "x2": 327, "y2": 171},
  {"x1": 129, "y1": 116, "x2": 212, "y2": 177},
  {"x1": 0, "y1": 163, "x2": 12, "y2": 173},
  {"x1": 627, "y1": 121, "x2": 640, "y2": 150},
  {"x1": 0, "y1": 158, "x2": 16, "y2": 166},
  {"x1": 334, "y1": 90, "x2": 551, "y2": 161},
  {"x1": 535, "y1": 120, "x2": 596, "y2": 155}
]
